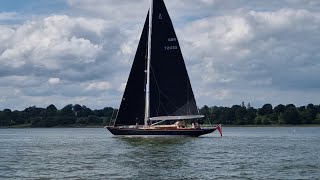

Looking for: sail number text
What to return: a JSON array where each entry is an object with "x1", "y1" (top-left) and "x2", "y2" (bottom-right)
[
  {"x1": 164, "y1": 46, "x2": 178, "y2": 50},
  {"x1": 164, "y1": 38, "x2": 178, "y2": 50}
]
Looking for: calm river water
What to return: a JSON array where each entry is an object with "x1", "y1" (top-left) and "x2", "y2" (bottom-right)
[{"x1": 0, "y1": 127, "x2": 319, "y2": 179}]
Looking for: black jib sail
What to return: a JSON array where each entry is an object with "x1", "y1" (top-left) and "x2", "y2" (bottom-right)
[{"x1": 115, "y1": 14, "x2": 149, "y2": 126}]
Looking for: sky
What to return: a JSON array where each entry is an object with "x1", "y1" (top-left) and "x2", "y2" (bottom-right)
[{"x1": 0, "y1": 0, "x2": 320, "y2": 110}]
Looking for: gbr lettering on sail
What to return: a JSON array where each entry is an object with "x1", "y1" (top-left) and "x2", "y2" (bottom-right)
[
  {"x1": 164, "y1": 37, "x2": 178, "y2": 51},
  {"x1": 158, "y1": 12, "x2": 178, "y2": 51}
]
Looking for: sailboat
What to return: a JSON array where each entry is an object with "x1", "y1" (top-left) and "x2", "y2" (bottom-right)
[{"x1": 106, "y1": 0, "x2": 222, "y2": 137}]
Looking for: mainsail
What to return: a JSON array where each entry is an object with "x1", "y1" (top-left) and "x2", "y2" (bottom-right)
[
  {"x1": 115, "y1": 0, "x2": 199, "y2": 126},
  {"x1": 149, "y1": 0, "x2": 199, "y2": 118}
]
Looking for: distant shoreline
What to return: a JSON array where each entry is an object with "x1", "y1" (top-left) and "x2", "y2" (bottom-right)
[
  {"x1": 0, "y1": 123, "x2": 106, "y2": 129},
  {"x1": 1, "y1": 103, "x2": 319, "y2": 128}
]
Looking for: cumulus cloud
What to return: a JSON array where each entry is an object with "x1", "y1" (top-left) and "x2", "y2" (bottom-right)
[
  {"x1": 0, "y1": 13, "x2": 130, "y2": 109},
  {"x1": 180, "y1": 7, "x2": 320, "y2": 107},
  {"x1": 1, "y1": 0, "x2": 320, "y2": 110},
  {"x1": 0, "y1": 15, "x2": 108, "y2": 69}
]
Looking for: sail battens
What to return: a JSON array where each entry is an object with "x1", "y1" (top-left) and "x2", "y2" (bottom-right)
[{"x1": 150, "y1": 115, "x2": 204, "y2": 121}]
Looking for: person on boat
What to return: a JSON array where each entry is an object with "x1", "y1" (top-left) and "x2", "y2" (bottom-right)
[
  {"x1": 174, "y1": 121, "x2": 186, "y2": 128},
  {"x1": 192, "y1": 122, "x2": 200, "y2": 129},
  {"x1": 195, "y1": 122, "x2": 200, "y2": 129}
]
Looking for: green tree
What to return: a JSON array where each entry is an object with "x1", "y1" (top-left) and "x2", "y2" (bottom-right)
[
  {"x1": 274, "y1": 104, "x2": 285, "y2": 114},
  {"x1": 12, "y1": 110, "x2": 25, "y2": 125},
  {"x1": 285, "y1": 104, "x2": 296, "y2": 110},
  {"x1": 258, "y1": 104, "x2": 273, "y2": 116},
  {"x1": 73, "y1": 104, "x2": 83, "y2": 112},
  {"x1": 245, "y1": 107, "x2": 256, "y2": 124},
  {"x1": 60, "y1": 104, "x2": 74, "y2": 116},
  {"x1": 46, "y1": 104, "x2": 57, "y2": 117},
  {"x1": 280, "y1": 107, "x2": 301, "y2": 125},
  {"x1": 0, "y1": 109, "x2": 12, "y2": 126},
  {"x1": 211, "y1": 106, "x2": 222, "y2": 124},
  {"x1": 57, "y1": 116, "x2": 76, "y2": 125},
  {"x1": 218, "y1": 107, "x2": 233, "y2": 124},
  {"x1": 269, "y1": 113, "x2": 278, "y2": 124},
  {"x1": 77, "y1": 106, "x2": 93, "y2": 117},
  {"x1": 73, "y1": 104, "x2": 83, "y2": 116},
  {"x1": 235, "y1": 107, "x2": 247, "y2": 125},
  {"x1": 24, "y1": 106, "x2": 45, "y2": 119},
  {"x1": 306, "y1": 104, "x2": 317, "y2": 122},
  {"x1": 87, "y1": 115, "x2": 102, "y2": 124},
  {"x1": 228, "y1": 105, "x2": 240, "y2": 124},
  {"x1": 262, "y1": 118, "x2": 271, "y2": 125},
  {"x1": 47, "y1": 104, "x2": 57, "y2": 111},
  {"x1": 200, "y1": 105, "x2": 212, "y2": 123},
  {"x1": 255, "y1": 117, "x2": 262, "y2": 125},
  {"x1": 200, "y1": 105, "x2": 211, "y2": 117},
  {"x1": 300, "y1": 110, "x2": 313, "y2": 124},
  {"x1": 103, "y1": 107, "x2": 117, "y2": 124},
  {"x1": 298, "y1": 106, "x2": 306, "y2": 111}
]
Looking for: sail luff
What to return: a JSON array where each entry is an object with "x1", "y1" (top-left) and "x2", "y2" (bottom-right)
[
  {"x1": 144, "y1": 0, "x2": 153, "y2": 126},
  {"x1": 114, "y1": 13, "x2": 149, "y2": 126}
]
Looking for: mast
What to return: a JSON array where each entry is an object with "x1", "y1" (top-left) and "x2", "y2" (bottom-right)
[{"x1": 144, "y1": 0, "x2": 153, "y2": 126}]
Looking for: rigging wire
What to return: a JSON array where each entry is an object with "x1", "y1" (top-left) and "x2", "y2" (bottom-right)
[{"x1": 150, "y1": 64, "x2": 190, "y2": 115}]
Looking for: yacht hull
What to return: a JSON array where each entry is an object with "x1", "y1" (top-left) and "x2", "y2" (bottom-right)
[{"x1": 106, "y1": 126, "x2": 216, "y2": 137}]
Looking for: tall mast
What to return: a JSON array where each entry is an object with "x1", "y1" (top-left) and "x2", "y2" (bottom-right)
[{"x1": 144, "y1": 0, "x2": 153, "y2": 126}]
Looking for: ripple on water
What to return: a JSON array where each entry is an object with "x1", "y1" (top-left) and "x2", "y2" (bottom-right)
[{"x1": 0, "y1": 127, "x2": 319, "y2": 179}]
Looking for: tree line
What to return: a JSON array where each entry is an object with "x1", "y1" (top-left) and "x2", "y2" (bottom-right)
[
  {"x1": 1, "y1": 103, "x2": 320, "y2": 127},
  {"x1": 0, "y1": 104, "x2": 117, "y2": 127},
  {"x1": 199, "y1": 102, "x2": 320, "y2": 125}
]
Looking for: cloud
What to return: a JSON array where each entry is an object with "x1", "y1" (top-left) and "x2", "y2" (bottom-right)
[
  {"x1": 1, "y1": 1, "x2": 320, "y2": 110},
  {"x1": 48, "y1": 77, "x2": 61, "y2": 85},
  {"x1": 0, "y1": 12, "x2": 19, "y2": 21},
  {"x1": 0, "y1": 13, "x2": 130, "y2": 109},
  {"x1": 0, "y1": 75, "x2": 43, "y2": 88},
  {"x1": 84, "y1": 81, "x2": 111, "y2": 91},
  {"x1": 0, "y1": 15, "x2": 108, "y2": 69},
  {"x1": 179, "y1": 7, "x2": 320, "y2": 107}
]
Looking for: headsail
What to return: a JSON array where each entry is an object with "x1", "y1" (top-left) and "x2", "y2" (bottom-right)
[
  {"x1": 115, "y1": 13, "x2": 149, "y2": 126},
  {"x1": 149, "y1": 0, "x2": 199, "y2": 118}
]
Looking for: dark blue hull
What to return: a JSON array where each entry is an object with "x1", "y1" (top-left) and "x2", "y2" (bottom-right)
[{"x1": 106, "y1": 127, "x2": 216, "y2": 137}]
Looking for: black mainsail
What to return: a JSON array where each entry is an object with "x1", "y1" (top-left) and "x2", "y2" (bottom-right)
[
  {"x1": 149, "y1": 0, "x2": 199, "y2": 118},
  {"x1": 115, "y1": 0, "x2": 200, "y2": 126}
]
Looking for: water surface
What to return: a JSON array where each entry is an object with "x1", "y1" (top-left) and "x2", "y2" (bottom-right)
[{"x1": 0, "y1": 127, "x2": 319, "y2": 179}]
